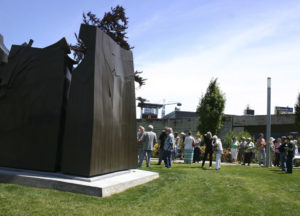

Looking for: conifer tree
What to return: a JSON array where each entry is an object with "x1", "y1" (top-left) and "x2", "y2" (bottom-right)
[{"x1": 196, "y1": 78, "x2": 226, "y2": 135}]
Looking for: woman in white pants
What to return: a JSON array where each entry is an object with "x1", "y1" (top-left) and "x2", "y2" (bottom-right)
[
  {"x1": 213, "y1": 135, "x2": 223, "y2": 170},
  {"x1": 230, "y1": 137, "x2": 239, "y2": 162}
]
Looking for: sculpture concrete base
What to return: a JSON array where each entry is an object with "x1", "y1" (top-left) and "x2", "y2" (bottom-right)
[{"x1": 0, "y1": 167, "x2": 159, "y2": 197}]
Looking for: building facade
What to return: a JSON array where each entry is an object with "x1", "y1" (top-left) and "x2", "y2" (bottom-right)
[{"x1": 137, "y1": 111, "x2": 297, "y2": 139}]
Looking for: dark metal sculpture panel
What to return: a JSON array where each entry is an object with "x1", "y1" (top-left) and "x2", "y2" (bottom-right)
[
  {"x1": 0, "y1": 41, "x2": 70, "y2": 171},
  {"x1": 61, "y1": 25, "x2": 137, "y2": 177}
]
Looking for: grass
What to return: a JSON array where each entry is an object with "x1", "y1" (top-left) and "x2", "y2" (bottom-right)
[{"x1": 0, "y1": 163, "x2": 300, "y2": 216}]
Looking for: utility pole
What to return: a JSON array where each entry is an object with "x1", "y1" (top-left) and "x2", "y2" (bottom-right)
[{"x1": 266, "y1": 77, "x2": 271, "y2": 167}]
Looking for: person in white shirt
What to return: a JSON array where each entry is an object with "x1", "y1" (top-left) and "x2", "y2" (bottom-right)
[
  {"x1": 212, "y1": 135, "x2": 223, "y2": 170},
  {"x1": 183, "y1": 131, "x2": 195, "y2": 164},
  {"x1": 293, "y1": 140, "x2": 298, "y2": 166}
]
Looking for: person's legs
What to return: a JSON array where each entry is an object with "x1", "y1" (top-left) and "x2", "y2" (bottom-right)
[
  {"x1": 241, "y1": 151, "x2": 245, "y2": 163},
  {"x1": 243, "y1": 152, "x2": 247, "y2": 165},
  {"x1": 231, "y1": 148, "x2": 237, "y2": 162},
  {"x1": 158, "y1": 148, "x2": 164, "y2": 165},
  {"x1": 277, "y1": 153, "x2": 281, "y2": 166},
  {"x1": 163, "y1": 150, "x2": 168, "y2": 167},
  {"x1": 138, "y1": 151, "x2": 146, "y2": 167},
  {"x1": 237, "y1": 150, "x2": 241, "y2": 163},
  {"x1": 280, "y1": 153, "x2": 285, "y2": 171},
  {"x1": 258, "y1": 150, "x2": 262, "y2": 165},
  {"x1": 274, "y1": 153, "x2": 278, "y2": 166},
  {"x1": 173, "y1": 148, "x2": 177, "y2": 161},
  {"x1": 168, "y1": 151, "x2": 172, "y2": 167},
  {"x1": 209, "y1": 151, "x2": 213, "y2": 167},
  {"x1": 248, "y1": 152, "x2": 252, "y2": 165},
  {"x1": 281, "y1": 153, "x2": 287, "y2": 171},
  {"x1": 231, "y1": 148, "x2": 234, "y2": 162},
  {"x1": 146, "y1": 150, "x2": 152, "y2": 167},
  {"x1": 196, "y1": 148, "x2": 199, "y2": 162},
  {"x1": 202, "y1": 151, "x2": 208, "y2": 167},
  {"x1": 287, "y1": 155, "x2": 293, "y2": 173},
  {"x1": 165, "y1": 151, "x2": 172, "y2": 168},
  {"x1": 262, "y1": 150, "x2": 266, "y2": 166},
  {"x1": 215, "y1": 153, "x2": 221, "y2": 169},
  {"x1": 180, "y1": 148, "x2": 184, "y2": 160}
]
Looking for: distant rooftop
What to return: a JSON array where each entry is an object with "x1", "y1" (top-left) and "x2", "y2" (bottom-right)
[
  {"x1": 137, "y1": 102, "x2": 163, "y2": 108},
  {"x1": 163, "y1": 111, "x2": 198, "y2": 119}
]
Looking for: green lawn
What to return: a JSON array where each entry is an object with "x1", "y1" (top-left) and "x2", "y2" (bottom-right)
[{"x1": 0, "y1": 164, "x2": 300, "y2": 216}]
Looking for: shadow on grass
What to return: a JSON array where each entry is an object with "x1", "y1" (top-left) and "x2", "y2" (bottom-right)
[
  {"x1": 270, "y1": 170, "x2": 283, "y2": 172},
  {"x1": 269, "y1": 169, "x2": 287, "y2": 174}
]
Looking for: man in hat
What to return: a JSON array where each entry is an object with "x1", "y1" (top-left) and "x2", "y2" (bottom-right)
[{"x1": 138, "y1": 125, "x2": 157, "y2": 167}]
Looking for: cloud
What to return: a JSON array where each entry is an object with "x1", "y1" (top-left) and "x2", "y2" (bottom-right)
[{"x1": 135, "y1": 2, "x2": 300, "y2": 117}]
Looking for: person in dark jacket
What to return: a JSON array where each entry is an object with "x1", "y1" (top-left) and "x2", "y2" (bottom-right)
[
  {"x1": 279, "y1": 136, "x2": 288, "y2": 172},
  {"x1": 286, "y1": 136, "x2": 295, "y2": 174},
  {"x1": 157, "y1": 127, "x2": 168, "y2": 165},
  {"x1": 202, "y1": 132, "x2": 213, "y2": 168}
]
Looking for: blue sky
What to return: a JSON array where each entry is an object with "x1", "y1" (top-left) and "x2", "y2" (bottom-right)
[{"x1": 1, "y1": 0, "x2": 300, "y2": 117}]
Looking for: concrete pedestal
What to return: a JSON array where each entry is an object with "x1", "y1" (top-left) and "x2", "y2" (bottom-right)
[{"x1": 0, "y1": 167, "x2": 159, "y2": 197}]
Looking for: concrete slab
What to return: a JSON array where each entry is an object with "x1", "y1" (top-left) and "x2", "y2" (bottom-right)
[{"x1": 0, "y1": 167, "x2": 159, "y2": 197}]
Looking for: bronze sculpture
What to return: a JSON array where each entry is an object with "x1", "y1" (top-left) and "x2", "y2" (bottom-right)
[{"x1": 0, "y1": 25, "x2": 137, "y2": 177}]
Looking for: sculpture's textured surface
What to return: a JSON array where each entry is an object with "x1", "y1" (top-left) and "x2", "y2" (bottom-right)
[
  {"x1": 61, "y1": 25, "x2": 137, "y2": 177},
  {"x1": 0, "y1": 40, "x2": 71, "y2": 171}
]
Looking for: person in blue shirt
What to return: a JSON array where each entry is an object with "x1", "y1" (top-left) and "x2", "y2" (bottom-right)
[{"x1": 163, "y1": 128, "x2": 174, "y2": 168}]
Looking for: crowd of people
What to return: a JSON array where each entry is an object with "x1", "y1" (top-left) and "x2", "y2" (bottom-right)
[
  {"x1": 137, "y1": 125, "x2": 224, "y2": 170},
  {"x1": 228, "y1": 133, "x2": 298, "y2": 173},
  {"x1": 137, "y1": 126, "x2": 299, "y2": 173}
]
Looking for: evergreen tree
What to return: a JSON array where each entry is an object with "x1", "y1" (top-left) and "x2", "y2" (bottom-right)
[
  {"x1": 70, "y1": 5, "x2": 146, "y2": 87},
  {"x1": 295, "y1": 93, "x2": 300, "y2": 129},
  {"x1": 196, "y1": 78, "x2": 226, "y2": 135}
]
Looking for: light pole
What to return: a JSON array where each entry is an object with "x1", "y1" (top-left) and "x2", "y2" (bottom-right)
[
  {"x1": 161, "y1": 102, "x2": 182, "y2": 118},
  {"x1": 266, "y1": 77, "x2": 271, "y2": 167}
]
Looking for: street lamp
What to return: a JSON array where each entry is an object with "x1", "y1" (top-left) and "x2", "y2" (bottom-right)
[
  {"x1": 161, "y1": 102, "x2": 182, "y2": 118},
  {"x1": 266, "y1": 77, "x2": 271, "y2": 167}
]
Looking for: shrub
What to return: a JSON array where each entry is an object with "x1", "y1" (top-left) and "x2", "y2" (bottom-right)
[
  {"x1": 222, "y1": 130, "x2": 254, "y2": 149},
  {"x1": 152, "y1": 143, "x2": 160, "y2": 158}
]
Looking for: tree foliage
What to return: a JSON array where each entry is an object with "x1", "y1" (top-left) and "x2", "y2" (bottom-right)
[
  {"x1": 223, "y1": 130, "x2": 254, "y2": 149},
  {"x1": 295, "y1": 93, "x2": 300, "y2": 129},
  {"x1": 134, "y1": 71, "x2": 146, "y2": 88},
  {"x1": 82, "y1": 6, "x2": 132, "y2": 50},
  {"x1": 69, "y1": 5, "x2": 146, "y2": 87},
  {"x1": 196, "y1": 78, "x2": 226, "y2": 135}
]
